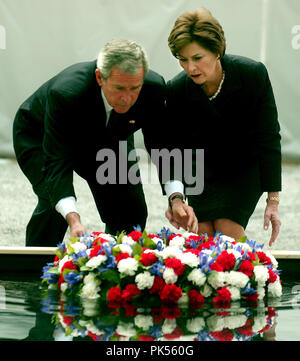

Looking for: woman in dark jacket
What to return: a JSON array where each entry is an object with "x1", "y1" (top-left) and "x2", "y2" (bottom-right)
[{"x1": 165, "y1": 7, "x2": 281, "y2": 246}]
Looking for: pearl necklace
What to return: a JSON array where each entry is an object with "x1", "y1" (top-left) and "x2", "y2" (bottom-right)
[{"x1": 208, "y1": 71, "x2": 225, "y2": 101}]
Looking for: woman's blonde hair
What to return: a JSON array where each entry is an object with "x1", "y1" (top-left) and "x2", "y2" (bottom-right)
[{"x1": 168, "y1": 7, "x2": 226, "y2": 58}]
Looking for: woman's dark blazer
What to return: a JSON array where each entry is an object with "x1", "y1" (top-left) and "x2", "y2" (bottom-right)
[{"x1": 166, "y1": 54, "x2": 282, "y2": 193}]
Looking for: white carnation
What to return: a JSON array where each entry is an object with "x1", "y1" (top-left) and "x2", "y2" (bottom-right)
[
  {"x1": 252, "y1": 314, "x2": 267, "y2": 333},
  {"x1": 163, "y1": 267, "x2": 178, "y2": 284},
  {"x1": 58, "y1": 255, "x2": 72, "y2": 273},
  {"x1": 206, "y1": 315, "x2": 225, "y2": 332},
  {"x1": 134, "y1": 315, "x2": 153, "y2": 330},
  {"x1": 254, "y1": 265, "x2": 269, "y2": 286},
  {"x1": 227, "y1": 286, "x2": 241, "y2": 301},
  {"x1": 81, "y1": 272, "x2": 101, "y2": 299},
  {"x1": 265, "y1": 251, "x2": 278, "y2": 268},
  {"x1": 201, "y1": 283, "x2": 213, "y2": 297},
  {"x1": 81, "y1": 282, "x2": 100, "y2": 299},
  {"x1": 257, "y1": 287, "x2": 265, "y2": 300},
  {"x1": 117, "y1": 244, "x2": 133, "y2": 255},
  {"x1": 220, "y1": 235, "x2": 235, "y2": 243},
  {"x1": 116, "y1": 321, "x2": 136, "y2": 337},
  {"x1": 161, "y1": 246, "x2": 183, "y2": 260},
  {"x1": 162, "y1": 319, "x2": 177, "y2": 334},
  {"x1": 85, "y1": 254, "x2": 107, "y2": 269},
  {"x1": 121, "y1": 235, "x2": 135, "y2": 246},
  {"x1": 226, "y1": 271, "x2": 249, "y2": 288},
  {"x1": 71, "y1": 241, "x2": 87, "y2": 254},
  {"x1": 180, "y1": 252, "x2": 199, "y2": 268},
  {"x1": 208, "y1": 271, "x2": 226, "y2": 289},
  {"x1": 224, "y1": 315, "x2": 247, "y2": 330},
  {"x1": 117, "y1": 257, "x2": 139, "y2": 276},
  {"x1": 99, "y1": 233, "x2": 116, "y2": 244},
  {"x1": 169, "y1": 236, "x2": 185, "y2": 247},
  {"x1": 135, "y1": 271, "x2": 154, "y2": 290},
  {"x1": 187, "y1": 268, "x2": 206, "y2": 287},
  {"x1": 186, "y1": 317, "x2": 205, "y2": 333},
  {"x1": 60, "y1": 282, "x2": 68, "y2": 293},
  {"x1": 268, "y1": 279, "x2": 282, "y2": 297},
  {"x1": 177, "y1": 292, "x2": 189, "y2": 304},
  {"x1": 226, "y1": 249, "x2": 242, "y2": 259}
]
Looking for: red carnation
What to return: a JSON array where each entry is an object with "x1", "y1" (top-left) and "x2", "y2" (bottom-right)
[
  {"x1": 125, "y1": 284, "x2": 140, "y2": 297},
  {"x1": 188, "y1": 289, "x2": 205, "y2": 304},
  {"x1": 165, "y1": 258, "x2": 186, "y2": 276},
  {"x1": 89, "y1": 245, "x2": 104, "y2": 258},
  {"x1": 58, "y1": 260, "x2": 77, "y2": 286},
  {"x1": 183, "y1": 248, "x2": 201, "y2": 256},
  {"x1": 140, "y1": 252, "x2": 158, "y2": 266},
  {"x1": 238, "y1": 260, "x2": 254, "y2": 277},
  {"x1": 115, "y1": 252, "x2": 131, "y2": 264},
  {"x1": 247, "y1": 252, "x2": 257, "y2": 262},
  {"x1": 149, "y1": 276, "x2": 166, "y2": 295},
  {"x1": 138, "y1": 335, "x2": 155, "y2": 341},
  {"x1": 267, "y1": 268, "x2": 277, "y2": 283},
  {"x1": 107, "y1": 286, "x2": 122, "y2": 304},
  {"x1": 160, "y1": 284, "x2": 182, "y2": 303},
  {"x1": 127, "y1": 231, "x2": 143, "y2": 242},
  {"x1": 212, "y1": 287, "x2": 231, "y2": 305},
  {"x1": 160, "y1": 305, "x2": 181, "y2": 319},
  {"x1": 210, "y1": 262, "x2": 224, "y2": 272},
  {"x1": 210, "y1": 329, "x2": 234, "y2": 341},
  {"x1": 164, "y1": 327, "x2": 184, "y2": 340},
  {"x1": 215, "y1": 250, "x2": 235, "y2": 271},
  {"x1": 257, "y1": 251, "x2": 272, "y2": 265}
]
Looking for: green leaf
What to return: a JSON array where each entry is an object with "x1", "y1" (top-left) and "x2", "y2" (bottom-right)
[
  {"x1": 236, "y1": 235, "x2": 247, "y2": 243},
  {"x1": 116, "y1": 231, "x2": 125, "y2": 244},
  {"x1": 101, "y1": 270, "x2": 120, "y2": 284},
  {"x1": 132, "y1": 242, "x2": 143, "y2": 256},
  {"x1": 112, "y1": 246, "x2": 121, "y2": 257},
  {"x1": 143, "y1": 237, "x2": 156, "y2": 249}
]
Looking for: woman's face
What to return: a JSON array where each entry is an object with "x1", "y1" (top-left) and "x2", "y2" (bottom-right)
[{"x1": 177, "y1": 41, "x2": 220, "y2": 85}]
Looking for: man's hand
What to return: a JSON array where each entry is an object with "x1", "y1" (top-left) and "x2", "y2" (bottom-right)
[
  {"x1": 165, "y1": 198, "x2": 198, "y2": 233},
  {"x1": 66, "y1": 212, "x2": 86, "y2": 238},
  {"x1": 264, "y1": 201, "x2": 281, "y2": 246}
]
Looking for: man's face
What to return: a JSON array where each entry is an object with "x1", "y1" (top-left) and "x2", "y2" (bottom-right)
[{"x1": 95, "y1": 66, "x2": 144, "y2": 113}]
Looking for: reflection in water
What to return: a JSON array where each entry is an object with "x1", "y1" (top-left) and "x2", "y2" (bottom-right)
[
  {"x1": 0, "y1": 280, "x2": 299, "y2": 341},
  {"x1": 38, "y1": 288, "x2": 278, "y2": 341}
]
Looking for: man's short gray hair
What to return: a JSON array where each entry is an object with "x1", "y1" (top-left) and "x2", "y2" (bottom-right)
[{"x1": 97, "y1": 39, "x2": 149, "y2": 80}]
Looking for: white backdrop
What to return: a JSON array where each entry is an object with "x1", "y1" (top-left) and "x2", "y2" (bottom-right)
[{"x1": 0, "y1": 0, "x2": 299, "y2": 160}]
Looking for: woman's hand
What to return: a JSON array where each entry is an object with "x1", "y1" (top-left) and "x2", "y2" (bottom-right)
[
  {"x1": 165, "y1": 199, "x2": 198, "y2": 233},
  {"x1": 264, "y1": 200, "x2": 281, "y2": 246}
]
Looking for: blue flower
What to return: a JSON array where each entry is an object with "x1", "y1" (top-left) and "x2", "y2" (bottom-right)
[
  {"x1": 156, "y1": 227, "x2": 174, "y2": 242},
  {"x1": 72, "y1": 249, "x2": 88, "y2": 263},
  {"x1": 64, "y1": 271, "x2": 84, "y2": 290},
  {"x1": 148, "y1": 326, "x2": 163, "y2": 338},
  {"x1": 149, "y1": 259, "x2": 165, "y2": 277},
  {"x1": 196, "y1": 329, "x2": 215, "y2": 341},
  {"x1": 199, "y1": 253, "x2": 215, "y2": 274},
  {"x1": 101, "y1": 244, "x2": 116, "y2": 269}
]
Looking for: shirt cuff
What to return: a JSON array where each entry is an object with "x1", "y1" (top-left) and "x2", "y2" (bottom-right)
[
  {"x1": 164, "y1": 180, "x2": 184, "y2": 199},
  {"x1": 55, "y1": 196, "x2": 78, "y2": 219}
]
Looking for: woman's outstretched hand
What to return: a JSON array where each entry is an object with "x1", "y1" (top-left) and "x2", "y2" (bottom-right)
[{"x1": 165, "y1": 199, "x2": 198, "y2": 234}]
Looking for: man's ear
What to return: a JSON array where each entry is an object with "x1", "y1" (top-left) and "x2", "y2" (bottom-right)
[{"x1": 95, "y1": 68, "x2": 104, "y2": 87}]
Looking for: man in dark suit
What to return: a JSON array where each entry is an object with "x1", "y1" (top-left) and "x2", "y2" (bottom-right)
[{"x1": 13, "y1": 39, "x2": 167, "y2": 246}]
